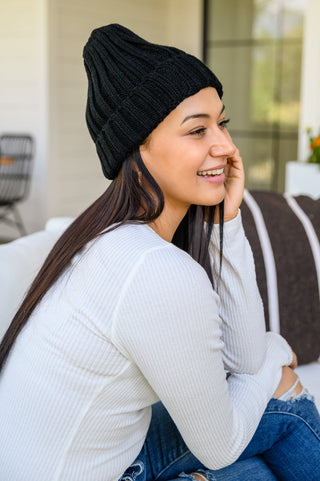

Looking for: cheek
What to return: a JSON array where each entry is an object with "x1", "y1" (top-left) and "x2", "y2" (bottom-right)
[
  {"x1": 141, "y1": 136, "x2": 205, "y2": 187},
  {"x1": 166, "y1": 140, "x2": 205, "y2": 171},
  {"x1": 142, "y1": 140, "x2": 174, "y2": 175},
  {"x1": 140, "y1": 147, "x2": 170, "y2": 188}
]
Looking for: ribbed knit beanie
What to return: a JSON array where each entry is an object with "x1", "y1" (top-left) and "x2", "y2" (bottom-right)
[{"x1": 83, "y1": 24, "x2": 223, "y2": 180}]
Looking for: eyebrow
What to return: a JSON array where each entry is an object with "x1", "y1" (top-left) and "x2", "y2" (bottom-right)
[{"x1": 181, "y1": 104, "x2": 225, "y2": 125}]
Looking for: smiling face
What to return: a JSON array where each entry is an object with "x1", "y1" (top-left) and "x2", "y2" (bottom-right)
[{"x1": 140, "y1": 87, "x2": 236, "y2": 225}]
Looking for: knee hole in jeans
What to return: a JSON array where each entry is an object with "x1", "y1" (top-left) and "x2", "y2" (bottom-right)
[
  {"x1": 178, "y1": 471, "x2": 212, "y2": 481},
  {"x1": 119, "y1": 460, "x2": 145, "y2": 481}
]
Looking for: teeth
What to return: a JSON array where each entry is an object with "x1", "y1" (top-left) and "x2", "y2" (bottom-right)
[{"x1": 197, "y1": 168, "x2": 224, "y2": 176}]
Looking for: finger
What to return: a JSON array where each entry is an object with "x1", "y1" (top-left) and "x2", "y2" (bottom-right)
[
  {"x1": 289, "y1": 350, "x2": 298, "y2": 369},
  {"x1": 225, "y1": 151, "x2": 244, "y2": 180}
]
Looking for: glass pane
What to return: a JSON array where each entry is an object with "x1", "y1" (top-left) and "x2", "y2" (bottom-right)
[
  {"x1": 253, "y1": 0, "x2": 281, "y2": 40},
  {"x1": 205, "y1": 0, "x2": 305, "y2": 192},
  {"x1": 282, "y1": 0, "x2": 306, "y2": 39},
  {"x1": 207, "y1": 0, "x2": 305, "y2": 42},
  {"x1": 207, "y1": 0, "x2": 255, "y2": 42},
  {"x1": 231, "y1": 135, "x2": 275, "y2": 190},
  {"x1": 278, "y1": 43, "x2": 303, "y2": 131},
  {"x1": 207, "y1": 0, "x2": 284, "y2": 42},
  {"x1": 230, "y1": 136, "x2": 298, "y2": 191},
  {"x1": 276, "y1": 137, "x2": 299, "y2": 190},
  {"x1": 206, "y1": 46, "x2": 255, "y2": 131},
  {"x1": 206, "y1": 45, "x2": 277, "y2": 132},
  {"x1": 250, "y1": 44, "x2": 277, "y2": 128}
]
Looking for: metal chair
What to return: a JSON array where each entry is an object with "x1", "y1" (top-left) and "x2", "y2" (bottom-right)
[{"x1": 0, "y1": 134, "x2": 34, "y2": 236}]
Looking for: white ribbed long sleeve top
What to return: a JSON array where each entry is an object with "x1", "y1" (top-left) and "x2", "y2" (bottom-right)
[{"x1": 0, "y1": 212, "x2": 292, "y2": 481}]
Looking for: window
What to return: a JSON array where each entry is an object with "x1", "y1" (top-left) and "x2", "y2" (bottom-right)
[{"x1": 203, "y1": 0, "x2": 306, "y2": 191}]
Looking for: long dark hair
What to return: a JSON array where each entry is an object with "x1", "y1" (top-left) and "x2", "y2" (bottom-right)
[{"x1": 0, "y1": 149, "x2": 223, "y2": 371}]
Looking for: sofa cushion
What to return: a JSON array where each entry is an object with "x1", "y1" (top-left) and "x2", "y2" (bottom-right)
[
  {"x1": 241, "y1": 190, "x2": 320, "y2": 365},
  {"x1": 0, "y1": 229, "x2": 64, "y2": 340}
]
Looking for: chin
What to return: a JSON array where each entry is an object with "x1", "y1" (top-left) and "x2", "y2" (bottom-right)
[{"x1": 203, "y1": 190, "x2": 226, "y2": 207}]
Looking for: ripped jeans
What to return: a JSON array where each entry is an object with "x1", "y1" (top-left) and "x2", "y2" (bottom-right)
[{"x1": 119, "y1": 388, "x2": 320, "y2": 481}]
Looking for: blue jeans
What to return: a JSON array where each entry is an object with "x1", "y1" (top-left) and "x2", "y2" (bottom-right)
[{"x1": 120, "y1": 393, "x2": 320, "y2": 481}]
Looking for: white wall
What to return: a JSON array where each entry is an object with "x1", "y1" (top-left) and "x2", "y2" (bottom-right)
[
  {"x1": 0, "y1": 0, "x2": 48, "y2": 236},
  {"x1": 0, "y1": 0, "x2": 205, "y2": 235},
  {"x1": 166, "y1": 0, "x2": 203, "y2": 58},
  {"x1": 46, "y1": 0, "x2": 171, "y2": 219},
  {"x1": 298, "y1": 0, "x2": 320, "y2": 162},
  {"x1": 47, "y1": 0, "x2": 203, "y2": 220}
]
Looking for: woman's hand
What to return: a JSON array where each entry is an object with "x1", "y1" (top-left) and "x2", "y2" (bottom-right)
[
  {"x1": 289, "y1": 349, "x2": 298, "y2": 370},
  {"x1": 274, "y1": 347, "x2": 302, "y2": 399},
  {"x1": 222, "y1": 147, "x2": 245, "y2": 223},
  {"x1": 274, "y1": 347, "x2": 301, "y2": 399}
]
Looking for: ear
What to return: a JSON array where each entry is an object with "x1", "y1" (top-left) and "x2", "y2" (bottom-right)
[
  {"x1": 139, "y1": 143, "x2": 150, "y2": 167},
  {"x1": 139, "y1": 134, "x2": 152, "y2": 154}
]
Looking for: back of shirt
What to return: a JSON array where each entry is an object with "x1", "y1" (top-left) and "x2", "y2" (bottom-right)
[{"x1": 0, "y1": 223, "x2": 168, "y2": 481}]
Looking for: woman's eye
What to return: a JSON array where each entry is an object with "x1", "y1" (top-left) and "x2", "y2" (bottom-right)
[
  {"x1": 189, "y1": 128, "x2": 207, "y2": 136},
  {"x1": 218, "y1": 118, "x2": 230, "y2": 129}
]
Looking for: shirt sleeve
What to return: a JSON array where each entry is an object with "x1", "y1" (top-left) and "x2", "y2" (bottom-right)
[
  {"x1": 111, "y1": 244, "x2": 293, "y2": 470},
  {"x1": 209, "y1": 210, "x2": 267, "y2": 374}
]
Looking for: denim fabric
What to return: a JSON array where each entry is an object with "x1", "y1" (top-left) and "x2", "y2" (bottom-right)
[{"x1": 119, "y1": 393, "x2": 320, "y2": 481}]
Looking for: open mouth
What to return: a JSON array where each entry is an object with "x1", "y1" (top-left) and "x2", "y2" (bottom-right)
[{"x1": 197, "y1": 168, "x2": 224, "y2": 177}]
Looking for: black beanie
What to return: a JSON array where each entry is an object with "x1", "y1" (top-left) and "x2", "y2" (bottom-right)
[{"x1": 83, "y1": 24, "x2": 223, "y2": 180}]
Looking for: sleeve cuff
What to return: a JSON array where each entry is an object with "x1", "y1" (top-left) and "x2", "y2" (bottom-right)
[{"x1": 211, "y1": 209, "x2": 244, "y2": 245}]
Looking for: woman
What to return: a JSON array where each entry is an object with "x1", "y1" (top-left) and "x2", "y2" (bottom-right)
[{"x1": 0, "y1": 24, "x2": 319, "y2": 481}]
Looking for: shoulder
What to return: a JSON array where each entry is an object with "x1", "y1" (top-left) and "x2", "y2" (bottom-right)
[
  {"x1": 89, "y1": 222, "x2": 207, "y2": 282},
  {"x1": 110, "y1": 226, "x2": 218, "y2": 318},
  {"x1": 91, "y1": 222, "x2": 169, "y2": 259},
  {"x1": 76, "y1": 222, "x2": 170, "y2": 276},
  {"x1": 76, "y1": 222, "x2": 218, "y2": 321},
  {"x1": 109, "y1": 224, "x2": 213, "y2": 293},
  {"x1": 111, "y1": 228, "x2": 221, "y2": 358},
  {"x1": 77, "y1": 222, "x2": 212, "y2": 292}
]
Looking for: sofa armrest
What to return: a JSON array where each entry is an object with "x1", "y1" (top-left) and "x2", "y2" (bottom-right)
[{"x1": 0, "y1": 225, "x2": 68, "y2": 340}]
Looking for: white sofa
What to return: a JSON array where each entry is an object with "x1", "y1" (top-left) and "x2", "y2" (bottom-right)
[
  {"x1": 0, "y1": 217, "x2": 319, "y2": 411},
  {"x1": 0, "y1": 217, "x2": 72, "y2": 341}
]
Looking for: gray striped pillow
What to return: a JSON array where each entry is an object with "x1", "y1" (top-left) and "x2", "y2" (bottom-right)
[{"x1": 241, "y1": 190, "x2": 320, "y2": 365}]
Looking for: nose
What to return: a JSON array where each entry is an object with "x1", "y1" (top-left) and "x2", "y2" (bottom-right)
[{"x1": 209, "y1": 130, "x2": 236, "y2": 158}]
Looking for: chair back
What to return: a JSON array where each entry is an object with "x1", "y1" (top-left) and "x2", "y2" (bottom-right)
[{"x1": 0, "y1": 134, "x2": 34, "y2": 205}]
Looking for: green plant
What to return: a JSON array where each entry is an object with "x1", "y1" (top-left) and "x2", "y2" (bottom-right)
[{"x1": 306, "y1": 126, "x2": 320, "y2": 164}]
